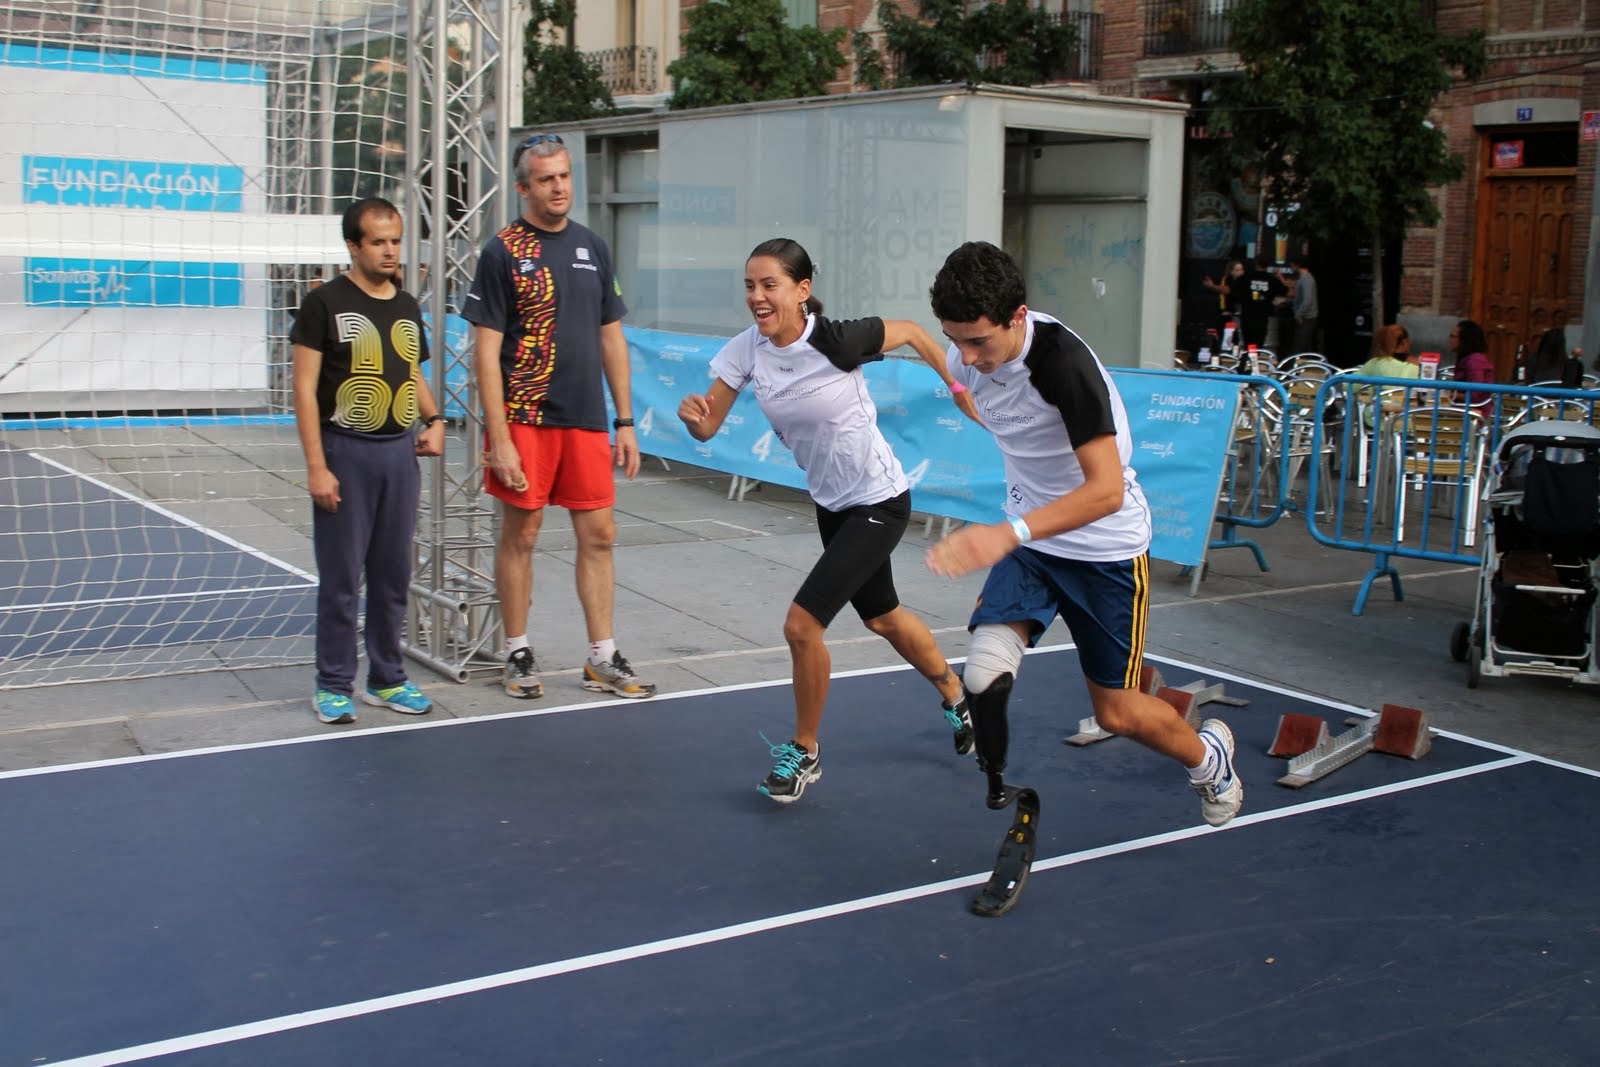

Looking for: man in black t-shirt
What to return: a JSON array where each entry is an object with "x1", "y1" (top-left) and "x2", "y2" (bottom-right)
[
  {"x1": 1239, "y1": 256, "x2": 1287, "y2": 349},
  {"x1": 291, "y1": 197, "x2": 445, "y2": 725}
]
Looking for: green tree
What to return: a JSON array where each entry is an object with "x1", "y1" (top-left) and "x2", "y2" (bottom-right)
[
  {"x1": 1208, "y1": 0, "x2": 1487, "y2": 327},
  {"x1": 853, "y1": 0, "x2": 1080, "y2": 91},
  {"x1": 667, "y1": 0, "x2": 848, "y2": 110},
  {"x1": 523, "y1": 0, "x2": 616, "y2": 125}
]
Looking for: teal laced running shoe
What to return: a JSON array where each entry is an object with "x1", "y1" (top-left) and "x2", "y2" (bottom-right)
[
  {"x1": 943, "y1": 697, "x2": 975, "y2": 756},
  {"x1": 757, "y1": 734, "x2": 820, "y2": 804}
]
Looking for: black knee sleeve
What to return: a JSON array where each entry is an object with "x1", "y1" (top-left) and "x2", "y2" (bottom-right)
[{"x1": 965, "y1": 671, "x2": 1014, "y2": 807}]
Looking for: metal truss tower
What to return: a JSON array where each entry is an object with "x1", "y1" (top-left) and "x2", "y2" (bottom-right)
[{"x1": 402, "y1": 0, "x2": 517, "y2": 681}]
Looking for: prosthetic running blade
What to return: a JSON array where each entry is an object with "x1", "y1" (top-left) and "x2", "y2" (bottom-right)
[{"x1": 970, "y1": 787, "x2": 1039, "y2": 917}]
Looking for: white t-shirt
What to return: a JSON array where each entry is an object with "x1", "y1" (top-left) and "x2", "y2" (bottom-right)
[
  {"x1": 710, "y1": 314, "x2": 908, "y2": 512},
  {"x1": 946, "y1": 311, "x2": 1151, "y2": 561}
]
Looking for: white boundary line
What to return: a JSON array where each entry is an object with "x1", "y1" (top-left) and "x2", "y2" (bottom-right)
[
  {"x1": 0, "y1": 673, "x2": 813, "y2": 779},
  {"x1": 6, "y1": 643, "x2": 1597, "y2": 781},
  {"x1": 46, "y1": 754, "x2": 1532, "y2": 1067},
  {"x1": 27, "y1": 451, "x2": 317, "y2": 582}
]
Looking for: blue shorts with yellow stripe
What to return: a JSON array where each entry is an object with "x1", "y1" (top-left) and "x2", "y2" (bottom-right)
[{"x1": 968, "y1": 547, "x2": 1149, "y2": 689}]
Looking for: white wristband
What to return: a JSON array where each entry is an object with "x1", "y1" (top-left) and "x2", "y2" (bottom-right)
[{"x1": 1007, "y1": 515, "x2": 1033, "y2": 544}]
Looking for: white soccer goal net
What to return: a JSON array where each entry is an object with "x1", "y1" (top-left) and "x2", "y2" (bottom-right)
[{"x1": 0, "y1": 0, "x2": 478, "y2": 688}]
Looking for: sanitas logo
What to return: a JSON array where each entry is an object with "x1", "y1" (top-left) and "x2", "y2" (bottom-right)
[{"x1": 30, "y1": 265, "x2": 130, "y2": 301}]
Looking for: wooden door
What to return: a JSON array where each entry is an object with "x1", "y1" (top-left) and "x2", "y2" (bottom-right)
[{"x1": 1478, "y1": 173, "x2": 1575, "y2": 379}]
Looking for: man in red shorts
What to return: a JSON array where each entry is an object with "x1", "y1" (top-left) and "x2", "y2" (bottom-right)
[{"x1": 464, "y1": 132, "x2": 655, "y2": 701}]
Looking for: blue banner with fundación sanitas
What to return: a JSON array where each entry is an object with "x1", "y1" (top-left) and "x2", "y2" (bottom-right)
[{"x1": 618, "y1": 328, "x2": 1240, "y2": 568}]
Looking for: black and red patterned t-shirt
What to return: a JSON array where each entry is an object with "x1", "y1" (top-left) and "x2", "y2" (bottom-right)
[{"x1": 462, "y1": 218, "x2": 626, "y2": 429}]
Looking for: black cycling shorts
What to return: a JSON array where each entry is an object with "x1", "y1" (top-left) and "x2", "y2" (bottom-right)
[{"x1": 793, "y1": 489, "x2": 911, "y2": 627}]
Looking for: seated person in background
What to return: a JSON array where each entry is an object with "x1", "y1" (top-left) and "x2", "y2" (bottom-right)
[
  {"x1": 1448, "y1": 319, "x2": 1496, "y2": 415},
  {"x1": 1528, "y1": 325, "x2": 1584, "y2": 389},
  {"x1": 1355, "y1": 323, "x2": 1419, "y2": 424}
]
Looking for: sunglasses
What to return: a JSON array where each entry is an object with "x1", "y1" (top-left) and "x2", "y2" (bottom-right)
[{"x1": 512, "y1": 133, "x2": 564, "y2": 168}]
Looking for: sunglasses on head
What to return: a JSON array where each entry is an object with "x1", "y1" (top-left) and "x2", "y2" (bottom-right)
[{"x1": 512, "y1": 133, "x2": 564, "y2": 168}]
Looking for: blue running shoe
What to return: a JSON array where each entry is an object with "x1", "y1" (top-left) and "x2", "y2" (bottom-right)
[
  {"x1": 313, "y1": 689, "x2": 356, "y2": 725},
  {"x1": 362, "y1": 681, "x2": 432, "y2": 715},
  {"x1": 757, "y1": 734, "x2": 820, "y2": 804}
]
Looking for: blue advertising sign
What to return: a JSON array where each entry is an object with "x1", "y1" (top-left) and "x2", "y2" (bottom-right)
[
  {"x1": 621, "y1": 329, "x2": 1238, "y2": 569},
  {"x1": 25, "y1": 259, "x2": 243, "y2": 308},
  {"x1": 23, "y1": 156, "x2": 245, "y2": 212},
  {"x1": 1108, "y1": 371, "x2": 1240, "y2": 567}
]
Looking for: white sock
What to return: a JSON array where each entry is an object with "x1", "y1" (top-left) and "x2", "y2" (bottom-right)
[
  {"x1": 506, "y1": 634, "x2": 529, "y2": 656},
  {"x1": 589, "y1": 638, "x2": 616, "y2": 666},
  {"x1": 1187, "y1": 735, "x2": 1223, "y2": 781}
]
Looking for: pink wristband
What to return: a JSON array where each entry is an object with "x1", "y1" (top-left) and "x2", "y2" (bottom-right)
[{"x1": 947, "y1": 380, "x2": 967, "y2": 395}]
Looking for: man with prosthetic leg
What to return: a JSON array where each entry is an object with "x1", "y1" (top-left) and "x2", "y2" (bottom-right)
[{"x1": 925, "y1": 243, "x2": 1244, "y2": 917}]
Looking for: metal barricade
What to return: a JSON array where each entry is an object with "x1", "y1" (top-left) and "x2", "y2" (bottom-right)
[
  {"x1": 1212, "y1": 372, "x2": 1293, "y2": 583},
  {"x1": 1306, "y1": 376, "x2": 1600, "y2": 614}
]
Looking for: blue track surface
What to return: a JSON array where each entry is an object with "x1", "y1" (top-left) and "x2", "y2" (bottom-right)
[{"x1": 2, "y1": 649, "x2": 1595, "y2": 1065}]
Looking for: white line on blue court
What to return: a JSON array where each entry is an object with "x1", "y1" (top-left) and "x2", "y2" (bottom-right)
[
  {"x1": 0, "y1": 581, "x2": 315, "y2": 615},
  {"x1": 6, "y1": 646, "x2": 1591, "y2": 782},
  {"x1": 44, "y1": 753, "x2": 1532, "y2": 1067}
]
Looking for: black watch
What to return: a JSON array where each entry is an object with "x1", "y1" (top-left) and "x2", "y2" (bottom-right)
[
  {"x1": 422, "y1": 413, "x2": 445, "y2": 427},
  {"x1": 612, "y1": 417, "x2": 635, "y2": 430}
]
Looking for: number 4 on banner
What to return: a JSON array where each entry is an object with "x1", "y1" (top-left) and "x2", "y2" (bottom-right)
[
  {"x1": 751, "y1": 430, "x2": 774, "y2": 462},
  {"x1": 904, "y1": 458, "x2": 930, "y2": 489},
  {"x1": 637, "y1": 408, "x2": 653, "y2": 436}
]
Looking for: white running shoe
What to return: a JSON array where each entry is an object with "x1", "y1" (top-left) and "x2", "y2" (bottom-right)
[{"x1": 1192, "y1": 719, "x2": 1244, "y2": 827}]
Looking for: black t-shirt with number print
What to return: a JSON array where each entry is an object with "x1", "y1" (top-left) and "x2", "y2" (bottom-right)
[{"x1": 291, "y1": 275, "x2": 427, "y2": 436}]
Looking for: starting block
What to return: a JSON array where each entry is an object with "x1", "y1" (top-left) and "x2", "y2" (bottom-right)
[
  {"x1": 1064, "y1": 663, "x2": 1249, "y2": 746},
  {"x1": 1274, "y1": 704, "x2": 1433, "y2": 788},
  {"x1": 1267, "y1": 713, "x2": 1330, "y2": 757}
]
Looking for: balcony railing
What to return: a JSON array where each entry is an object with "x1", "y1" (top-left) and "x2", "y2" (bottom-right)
[
  {"x1": 890, "y1": 9, "x2": 1103, "y2": 84},
  {"x1": 588, "y1": 44, "x2": 659, "y2": 96},
  {"x1": 1040, "y1": 9, "x2": 1103, "y2": 82},
  {"x1": 1143, "y1": 0, "x2": 1238, "y2": 58},
  {"x1": 1144, "y1": 0, "x2": 1434, "y2": 60}
]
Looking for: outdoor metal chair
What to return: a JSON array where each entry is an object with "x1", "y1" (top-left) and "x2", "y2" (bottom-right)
[{"x1": 1393, "y1": 405, "x2": 1488, "y2": 547}]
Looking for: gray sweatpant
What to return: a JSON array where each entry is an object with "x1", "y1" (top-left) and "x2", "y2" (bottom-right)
[{"x1": 312, "y1": 428, "x2": 419, "y2": 695}]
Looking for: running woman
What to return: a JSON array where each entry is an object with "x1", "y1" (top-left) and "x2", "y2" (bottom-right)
[{"x1": 677, "y1": 238, "x2": 981, "y2": 803}]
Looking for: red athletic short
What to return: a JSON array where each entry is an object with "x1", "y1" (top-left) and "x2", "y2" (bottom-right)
[{"x1": 484, "y1": 424, "x2": 615, "y2": 511}]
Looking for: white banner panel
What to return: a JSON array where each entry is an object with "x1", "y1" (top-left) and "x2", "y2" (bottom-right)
[{"x1": 0, "y1": 43, "x2": 270, "y2": 402}]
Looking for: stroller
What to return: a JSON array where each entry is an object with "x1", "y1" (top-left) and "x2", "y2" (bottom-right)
[{"x1": 1451, "y1": 421, "x2": 1600, "y2": 687}]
